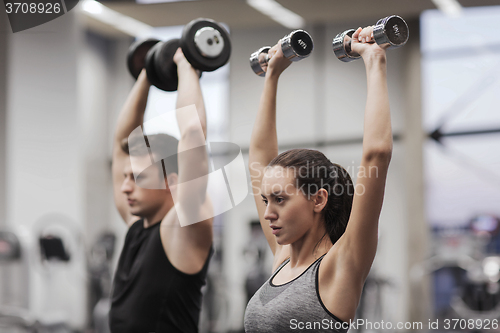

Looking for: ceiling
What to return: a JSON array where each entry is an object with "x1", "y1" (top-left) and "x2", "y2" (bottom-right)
[{"x1": 84, "y1": 0, "x2": 500, "y2": 37}]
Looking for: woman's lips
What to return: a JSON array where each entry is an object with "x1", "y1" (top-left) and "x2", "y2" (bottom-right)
[{"x1": 271, "y1": 226, "x2": 281, "y2": 235}]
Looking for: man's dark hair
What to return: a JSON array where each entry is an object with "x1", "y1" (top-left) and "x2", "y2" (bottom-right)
[{"x1": 121, "y1": 132, "x2": 179, "y2": 177}]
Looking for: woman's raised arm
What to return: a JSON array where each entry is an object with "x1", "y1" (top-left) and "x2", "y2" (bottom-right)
[
  {"x1": 331, "y1": 26, "x2": 393, "y2": 281},
  {"x1": 248, "y1": 43, "x2": 291, "y2": 255}
]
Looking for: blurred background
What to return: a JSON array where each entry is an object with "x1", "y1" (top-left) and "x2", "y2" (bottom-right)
[{"x1": 1, "y1": 0, "x2": 500, "y2": 332}]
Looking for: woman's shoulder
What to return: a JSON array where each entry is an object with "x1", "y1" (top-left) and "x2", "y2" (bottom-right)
[{"x1": 271, "y1": 245, "x2": 290, "y2": 272}]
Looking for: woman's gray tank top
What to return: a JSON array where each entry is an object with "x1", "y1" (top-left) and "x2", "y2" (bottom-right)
[{"x1": 244, "y1": 255, "x2": 348, "y2": 333}]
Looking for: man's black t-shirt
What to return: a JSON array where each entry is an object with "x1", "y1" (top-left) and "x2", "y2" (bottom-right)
[{"x1": 109, "y1": 220, "x2": 212, "y2": 333}]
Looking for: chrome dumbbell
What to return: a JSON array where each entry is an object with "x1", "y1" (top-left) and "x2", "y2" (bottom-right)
[
  {"x1": 249, "y1": 29, "x2": 314, "y2": 76},
  {"x1": 332, "y1": 15, "x2": 409, "y2": 62}
]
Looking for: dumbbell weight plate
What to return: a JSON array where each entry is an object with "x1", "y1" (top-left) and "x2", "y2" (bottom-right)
[
  {"x1": 373, "y1": 15, "x2": 409, "y2": 49},
  {"x1": 154, "y1": 38, "x2": 182, "y2": 92},
  {"x1": 145, "y1": 39, "x2": 179, "y2": 92},
  {"x1": 281, "y1": 30, "x2": 314, "y2": 61},
  {"x1": 194, "y1": 27, "x2": 225, "y2": 58},
  {"x1": 127, "y1": 38, "x2": 161, "y2": 79},
  {"x1": 181, "y1": 18, "x2": 231, "y2": 72}
]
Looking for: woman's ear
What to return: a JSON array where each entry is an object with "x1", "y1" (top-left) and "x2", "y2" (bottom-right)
[{"x1": 312, "y1": 188, "x2": 328, "y2": 213}]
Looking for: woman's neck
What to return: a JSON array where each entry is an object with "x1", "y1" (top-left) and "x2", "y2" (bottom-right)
[{"x1": 288, "y1": 219, "x2": 333, "y2": 268}]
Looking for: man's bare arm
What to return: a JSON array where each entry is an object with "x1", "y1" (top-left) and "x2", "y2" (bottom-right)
[
  {"x1": 111, "y1": 70, "x2": 150, "y2": 225},
  {"x1": 160, "y1": 49, "x2": 213, "y2": 275}
]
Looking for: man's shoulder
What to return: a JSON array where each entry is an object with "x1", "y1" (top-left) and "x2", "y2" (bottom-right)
[{"x1": 127, "y1": 218, "x2": 143, "y2": 229}]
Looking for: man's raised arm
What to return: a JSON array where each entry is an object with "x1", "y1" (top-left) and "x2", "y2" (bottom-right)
[
  {"x1": 111, "y1": 70, "x2": 150, "y2": 224},
  {"x1": 172, "y1": 48, "x2": 211, "y2": 227}
]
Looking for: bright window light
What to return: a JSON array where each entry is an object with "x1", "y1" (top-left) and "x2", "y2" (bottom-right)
[
  {"x1": 81, "y1": 0, "x2": 102, "y2": 14},
  {"x1": 431, "y1": 0, "x2": 463, "y2": 17},
  {"x1": 136, "y1": 0, "x2": 195, "y2": 5},
  {"x1": 247, "y1": 0, "x2": 305, "y2": 29},
  {"x1": 80, "y1": 0, "x2": 154, "y2": 37}
]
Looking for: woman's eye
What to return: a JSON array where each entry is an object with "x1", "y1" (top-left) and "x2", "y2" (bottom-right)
[
  {"x1": 262, "y1": 199, "x2": 268, "y2": 205},
  {"x1": 276, "y1": 197, "x2": 284, "y2": 203}
]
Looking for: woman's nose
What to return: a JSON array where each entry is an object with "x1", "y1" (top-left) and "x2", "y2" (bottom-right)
[{"x1": 264, "y1": 205, "x2": 277, "y2": 221}]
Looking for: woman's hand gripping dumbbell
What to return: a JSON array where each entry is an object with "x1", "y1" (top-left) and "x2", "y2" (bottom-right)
[
  {"x1": 249, "y1": 30, "x2": 313, "y2": 77},
  {"x1": 126, "y1": 18, "x2": 231, "y2": 91},
  {"x1": 332, "y1": 15, "x2": 409, "y2": 62}
]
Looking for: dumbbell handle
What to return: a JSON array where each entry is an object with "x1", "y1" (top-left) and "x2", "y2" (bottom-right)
[
  {"x1": 249, "y1": 46, "x2": 272, "y2": 77},
  {"x1": 250, "y1": 29, "x2": 314, "y2": 77},
  {"x1": 333, "y1": 15, "x2": 409, "y2": 62}
]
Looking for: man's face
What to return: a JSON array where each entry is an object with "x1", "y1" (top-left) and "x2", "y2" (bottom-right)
[{"x1": 121, "y1": 155, "x2": 171, "y2": 217}]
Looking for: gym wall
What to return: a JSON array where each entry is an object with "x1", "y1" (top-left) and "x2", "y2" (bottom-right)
[
  {"x1": 0, "y1": 12, "x2": 7, "y2": 230},
  {"x1": 79, "y1": 29, "x2": 133, "y2": 252},
  {"x1": 5, "y1": 11, "x2": 87, "y2": 328}
]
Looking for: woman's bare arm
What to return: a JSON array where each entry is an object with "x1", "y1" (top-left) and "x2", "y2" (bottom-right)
[
  {"x1": 327, "y1": 27, "x2": 393, "y2": 281},
  {"x1": 248, "y1": 43, "x2": 291, "y2": 256}
]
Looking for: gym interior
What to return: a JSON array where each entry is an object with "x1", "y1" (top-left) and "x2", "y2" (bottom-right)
[{"x1": 1, "y1": 0, "x2": 500, "y2": 332}]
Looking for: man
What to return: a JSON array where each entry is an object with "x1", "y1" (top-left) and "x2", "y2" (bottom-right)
[{"x1": 109, "y1": 48, "x2": 213, "y2": 333}]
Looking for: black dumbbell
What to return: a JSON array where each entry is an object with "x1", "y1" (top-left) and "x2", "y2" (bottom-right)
[
  {"x1": 332, "y1": 15, "x2": 409, "y2": 62},
  {"x1": 126, "y1": 18, "x2": 231, "y2": 91},
  {"x1": 127, "y1": 38, "x2": 161, "y2": 80},
  {"x1": 249, "y1": 29, "x2": 313, "y2": 77}
]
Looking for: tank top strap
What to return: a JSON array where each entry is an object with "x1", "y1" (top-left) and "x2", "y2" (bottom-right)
[
  {"x1": 301, "y1": 253, "x2": 327, "y2": 283},
  {"x1": 270, "y1": 253, "x2": 327, "y2": 286},
  {"x1": 311, "y1": 253, "x2": 327, "y2": 272},
  {"x1": 270, "y1": 257, "x2": 291, "y2": 278}
]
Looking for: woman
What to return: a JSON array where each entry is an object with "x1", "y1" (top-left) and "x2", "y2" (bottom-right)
[{"x1": 245, "y1": 26, "x2": 393, "y2": 332}]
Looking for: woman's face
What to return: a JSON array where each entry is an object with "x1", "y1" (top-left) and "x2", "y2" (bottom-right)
[{"x1": 261, "y1": 166, "x2": 317, "y2": 245}]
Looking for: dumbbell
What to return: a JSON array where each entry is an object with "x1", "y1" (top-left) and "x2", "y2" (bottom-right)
[
  {"x1": 127, "y1": 38, "x2": 161, "y2": 80},
  {"x1": 126, "y1": 18, "x2": 231, "y2": 91},
  {"x1": 332, "y1": 15, "x2": 409, "y2": 62},
  {"x1": 249, "y1": 30, "x2": 313, "y2": 77}
]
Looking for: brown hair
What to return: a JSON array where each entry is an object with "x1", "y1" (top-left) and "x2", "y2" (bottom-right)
[
  {"x1": 121, "y1": 132, "x2": 179, "y2": 176},
  {"x1": 269, "y1": 149, "x2": 353, "y2": 245}
]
